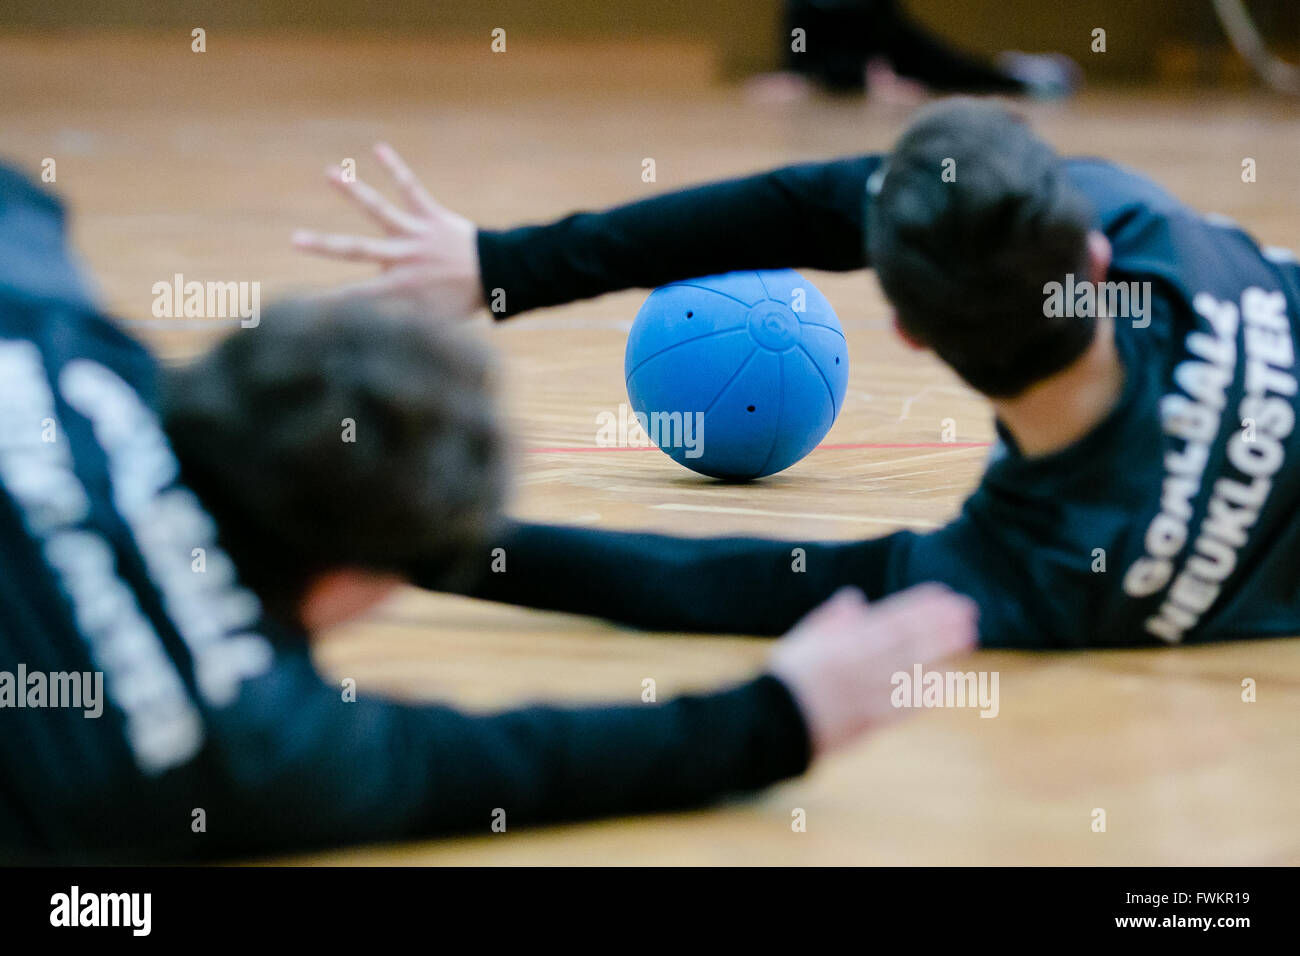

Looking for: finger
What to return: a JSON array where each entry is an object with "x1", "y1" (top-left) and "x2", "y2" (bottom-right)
[
  {"x1": 867, "y1": 584, "x2": 964, "y2": 628},
  {"x1": 291, "y1": 230, "x2": 418, "y2": 264},
  {"x1": 907, "y1": 588, "x2": 979, "y2": 643},
  {"x1": 374, "y1": 142, "x2": 441, "y2": 217},
  {"x1": 847, "y1": 585, "x2": 977, "y2": 660},
  {"x1": 327, "y1": 167, "x2": 420, "y2": 234},
  {"x1": 917, "y1": 604, "x2": 979, "y2": 660},
  {"x1": 879, "y1": 593, "x2": 979, "y2": 663},
  {"x1": 820, "y1": 587, "x2": 867, "y2": 613},
  {"x1": 791, "y1": 587, "x2": 867, "y2": 632},
  {"x1": 891, "y1": 589, "x2": 978, "y2": 646}
]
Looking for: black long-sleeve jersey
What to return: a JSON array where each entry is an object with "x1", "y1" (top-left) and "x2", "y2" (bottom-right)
[
  {"x1": 0, "y1": 164, "x2": 810, "y2": 862},
  {"x1": 466, "y1": 154, "x2": 1300, "y2": 648}
]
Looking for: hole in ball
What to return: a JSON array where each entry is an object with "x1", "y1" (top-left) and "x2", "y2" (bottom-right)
[
  {"x1": 746, "y1": 405, "x2": 756, "y2": 412},
  {"x1": 835, "y1": 356, "x2": 840, "y2": 364},
  {"x1": 686, "y1": 311, "x2": 693, "y2": 318}
]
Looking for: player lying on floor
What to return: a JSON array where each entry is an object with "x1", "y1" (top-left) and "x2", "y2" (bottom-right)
[
  {"x1": 295, "y1": 98, "x2": 1300, "y2": 648},
  {"x1": 0, "y1": 163, "x2": 975, "y2": 861},
  {"x1": 769, "y1": 0, "x2": 1078, "y2": 99}
]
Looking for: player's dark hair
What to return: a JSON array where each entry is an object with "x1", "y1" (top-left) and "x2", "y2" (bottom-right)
[
  {"x1": 867, "y1": 98, "x2": 1097, "y2": 397},
  {"x1": 163, "y1": 298, "x2": 508, "y2": 631}
]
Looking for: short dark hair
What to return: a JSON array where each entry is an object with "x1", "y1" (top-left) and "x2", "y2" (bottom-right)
[
  {"x1": 163, "y1": 299, "x2": 508, "y2": 630},
  {"x1": 867, "y1": 98, "x2": 1097, "y2": 398}
]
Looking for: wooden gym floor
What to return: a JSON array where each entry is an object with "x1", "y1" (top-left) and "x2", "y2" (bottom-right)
[{"x1": 2, "y1": 33, "x2": 1297, "y2": 865}]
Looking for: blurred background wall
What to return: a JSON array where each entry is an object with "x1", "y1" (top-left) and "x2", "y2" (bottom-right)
[{"x1": 0, "y1": 0, "x2": 1293, "y2": 83}]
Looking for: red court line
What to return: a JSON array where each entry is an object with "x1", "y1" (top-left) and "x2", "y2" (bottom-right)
[{"x1": 524, "y1": 441, "x2": 993, "y2": 453}]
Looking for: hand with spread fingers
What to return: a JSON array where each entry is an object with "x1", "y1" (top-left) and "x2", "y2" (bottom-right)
[
  {"x1": 769, "y1": 584, "x2": 979, "y2": 756},
  {"x1": 293, "y1": 143, "x2": 485, "y2": 318}
]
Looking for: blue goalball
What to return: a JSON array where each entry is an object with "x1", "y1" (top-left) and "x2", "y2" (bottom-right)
[{"x1": 624, "y1": 269, "x2": 849, "y2": 480}]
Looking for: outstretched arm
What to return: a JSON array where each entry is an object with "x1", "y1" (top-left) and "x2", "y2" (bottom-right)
[
  {"x1": 415, "y1": 510, "x2": 1033, "y2": 647},
  {"x1": 424, "y1": 521, "x2": 908, "y2": 636},
  {"x1": 186, "y1": 585, "x2": 974, "y2": 858},
  {"x1": 476, "y1": 154, "x2": 881, "y2": 317},
  {"x1": 293, "y1": 144, "x2": 882, "y2": 318}
]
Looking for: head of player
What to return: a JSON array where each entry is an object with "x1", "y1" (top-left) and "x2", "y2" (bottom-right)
[
  {"x1": 868, "y1": 98, "x2": 1111, "y2": 400},
  {"x1": 162, "y1": 298, "x2": 508, "y2": 634}
]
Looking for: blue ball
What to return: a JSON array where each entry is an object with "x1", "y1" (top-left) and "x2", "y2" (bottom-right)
[{"x1": 624, "y1": 269, "x2": 848, "y2": 480}]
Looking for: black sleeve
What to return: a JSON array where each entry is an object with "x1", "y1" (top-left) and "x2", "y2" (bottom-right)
[
  {"x1": 195, "y1": 649, "x2": 811, "y2": 856},
  {"x1": 415, "y1": 512, "x2": 1038, "y2": 646},
  {"x1": 476, "y1": 155, "x2": 883, "y2": 318},
  {"x1": 418, "y1": 520, "x2": 915, "y2": 637}
]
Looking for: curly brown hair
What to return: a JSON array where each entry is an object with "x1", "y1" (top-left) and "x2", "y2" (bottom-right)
[{"x1": 162, "y1": 298, "x2": 508, "y2": 631}]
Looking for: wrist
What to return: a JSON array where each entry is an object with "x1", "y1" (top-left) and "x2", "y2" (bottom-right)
[
  {"x1": 472, "y1": 228, "x2": 499, "y2": 317},
  {"x1": 760, "y1": 669, "x2": 822, "y2": 763},
  {"x1": 465, "y1": 226, "x2": 486, "y2": 312}
]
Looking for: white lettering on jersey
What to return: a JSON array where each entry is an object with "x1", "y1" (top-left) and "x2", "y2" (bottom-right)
[
  {"x1": 1122, "y1": 289, "x2": 1296, "y2": 642},
  {"x1": 59, "y1": 360, "x2": 273, "y2": 708},
  {"x1": 0, "y1": 341, "x2": 203, "y2": 772}
]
